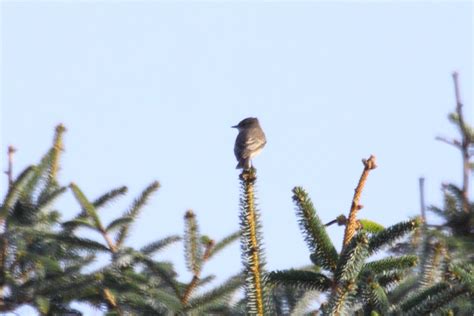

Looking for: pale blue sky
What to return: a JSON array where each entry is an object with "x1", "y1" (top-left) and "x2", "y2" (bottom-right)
[{"x1": 1, "y1": 2, "x2": 473, "y2": 315}]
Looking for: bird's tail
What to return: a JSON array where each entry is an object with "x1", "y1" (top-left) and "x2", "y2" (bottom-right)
[{"x1": 236, "y1": 158, "x2": 250, "y2": 169}]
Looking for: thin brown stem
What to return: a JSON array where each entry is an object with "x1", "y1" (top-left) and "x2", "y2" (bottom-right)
[
  {"x1": 101, "y1": 232, "x2": 120, "y2": 315},
  {"x1": 101, "y1": 228, "x2": 118, "y2": 253},
  {"x1": 342, "y1": 155, "x2": 377, "y2": 248},
  {"x1": 181, "y1": 275, "x2": 199, "y2": 306},
  {"x1": 202, "y1": 239, "x2": 214, "y2": 261},
  {"x1": 0, "y1": 146, "x2": 15, "y2": 300},
  {"x1": 325, "y1": 215, "x2": 347, "y2": 227},
  {"x1": 103, "y1": 288, "x2": 122, "y2": 316},
  {"x1": 181, "y1": 240, "x2": 214, "y2": 306},
  {"x1": 435, "y1": 136, "x2": 461, "y2": 149},
  {"x1": 5, "y1": 146, "x2": 16, "y2": 188},
  {"x1": 419, "y1": 177, "x2": 426, "y2": 223}
]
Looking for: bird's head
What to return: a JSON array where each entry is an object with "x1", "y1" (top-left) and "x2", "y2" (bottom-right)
[{"x1": 232, "y1": 117, "x2": 260, "y2": 131}]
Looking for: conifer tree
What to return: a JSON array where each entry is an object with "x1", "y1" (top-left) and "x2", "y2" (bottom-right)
[
  {"x1": 387, "y1": 72, "x2": 474, "y2": 315},
  {"x1": 266, "y1": 155, "x2": 423, "y2": 315},
  {"x1": 1, "y1": 125, "x2": 243, "y2": 315}
]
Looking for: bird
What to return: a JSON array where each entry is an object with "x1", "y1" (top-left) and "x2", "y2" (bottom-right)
[{"x1": 232, "y1": 117, "x2": 267, "y2": 169}]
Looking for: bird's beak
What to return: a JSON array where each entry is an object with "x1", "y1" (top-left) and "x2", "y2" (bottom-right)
[{"x1": 231, "y1": 125, "x2": 238, "y2": 128}]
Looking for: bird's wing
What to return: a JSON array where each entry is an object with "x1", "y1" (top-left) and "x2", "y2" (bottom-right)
[{"x1": 234, "y1": 131, "x2": 266, "y2": 159}]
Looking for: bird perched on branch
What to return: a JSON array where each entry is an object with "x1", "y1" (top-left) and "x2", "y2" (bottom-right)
[{"x1": 232, "y1": 117, "x2": 267, "y2": 169}]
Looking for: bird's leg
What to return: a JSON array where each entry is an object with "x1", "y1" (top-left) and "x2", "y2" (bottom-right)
[{"x1": 246, "y1": 159, "x2": 252, "y2": 170}]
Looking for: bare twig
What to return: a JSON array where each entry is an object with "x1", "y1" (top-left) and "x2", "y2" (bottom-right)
[
  {"x1": 101, "y1": 229, "x2": 118, "y2": 253},
  {"x1": 0, "y1": 147, "x2": 16, "y2": 299},
  {"x1": 435, "y1": 136, "x2": 461, "y2": 149},
  {"x1": 325, "y1": 215, "x2": 347, "y2": 227},
  {"x1": 419, "y1": 177, "x2": 426, "y2": 223},
  {"x1": 452, "y1": 72, "x2": 470, "y2": 213},
  {"x1": 342, "y1": 155, "x2": 377, "y2": 248},
  {"x1": 4, "y1": 146, "x2": 16, "y2": 188}
]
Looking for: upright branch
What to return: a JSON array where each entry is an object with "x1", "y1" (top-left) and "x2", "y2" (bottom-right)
[
  {"x1": 5, "y1": 146, "x2": 16, "y2": 188},
  {"x1": 51, "y1": 124, "x2": 66, "y2": 181},
  {"x1": 69, "y1": 183, "x2": 117, "y2": 253},
  {"x1": 452, "y1": 72, "x2": 470, "y2": 213},
  {"x1": 436, "y1": 73, "x2": 472, "y2": 213},
  {"x1": 239, "y1": 168, "x2": 266, "y2": 316},
  {"x1": 181, "y1": 237, "x2": 215, "y2": 306},
  {"x1": 342, "y1": 155, "x2": 377, "y2": 248}
]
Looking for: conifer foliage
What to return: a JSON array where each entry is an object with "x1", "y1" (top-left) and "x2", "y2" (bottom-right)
[
  {"x1": 262, "y1": 73, "x2": 473, "y2": 315},
  {"x1": 238, "y1": 169, "x2": 268, "y2": 315},
  {"x1": 0, "y1": 125, "x2": 243, "y2": 315},
  {"x1": 387, "y1": 72, "x2": 474, "y2": 315},
  {"x1": 266, "y1": 156, "x2": 423, "y2": 315}
]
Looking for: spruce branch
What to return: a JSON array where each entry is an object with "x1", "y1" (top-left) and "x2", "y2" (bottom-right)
[
  {"x1": 63, "y1": 186, "x2": 128, "y2": 234},
  {"x1": 207, "y1": 231, "x2": 240, "y2": 260},
  {"x1": 239, "y1": 168, "x2": 266, "y2": 316},
  {"x1": 183, "y1": 210, "x2": 203, "y2": 275},
  {"x1": 69, "y1": 183, "x2": 117, "y2": 252},
  {"x1": 115, "y1": 181, "x2": 160, "y2": 248},
  {"x1": 367, "y1": 282, "x2": 389, "y2": 314},
  {"x1": 326, "y1": 233, "x2": 369, "y2": 316},
  {"x1": 388, "y1": 275, "x2": 418, "y2": 304},
  {"x1": 93, "y1": 186, "x2": 128, "y2": 209},
  {"x1": 181, "y1": 235, "x2": 214, "y2": 306},
  {"x1": 323, "y1": 280, "x2": 355, "y2": 316},
  {"x1": 450, "y1": 264, "x2": 474, "y2": 292},
  {"x1": 292, "y1": 187, "x2": 338, "y2": 272},
  {"x1": 419, "y1": 241, "x2": 445, "y2": 287},
  {"x1": 376, "y1": 271, "x2": 404, "y2": 289},
  {"x1": 334, "y1": 232, "x2": 369, "y2": 284},
  {"x1": 105, "y1": 217, "x2": 133, "y2": 233},
  {"x1": 342, "y1": 155, "x2": 377, "y2": 249},
  {"x1": 69, "y1": 183, "x2": 103, "y2": 230},
  {"x1": 21, "y1": 148, "x2": 60, "y2": 204},
  {"x1": 37, "y1": 186, "x2": 67, "y2": 213},
  {"x1": 436, "y1": 72, "x2": 472, "y2": 213},
  {"x1": 368, "y1": 218, "x2": 421, "y2": 255},
  {"x1": 49, "y1": 233, "x2": 112, "y2": 252},
  {"x1": 184, "y1": 273, "x2": 244, "y2": 313},
  {"x1": 140, "y1": 235, "x2": 181, "y2": 256},
  {"x1": 61, "y1": 218, "x2": 97, "y2": 231},
  {"x1": 362, "y1": 255, "x2": 418, "y2": 275},
  {"x1": 396, "y1": 282, "x2": 449, "y2": 313},
  {"x1": 0, "y1": 166, "x2": 36, "y2": 221},
  {"x1": 396, "y1": 282, "x2": 470, "y2": 316},
  {"x1": 266, "y1": 270, "x2": 332, "y2": 292},
  {"x1": 452, "y1": 73, "x2": 471, "y2": 212},
  {"x1": 139, "y1": 257, "x2": 181, "y2": 298}
]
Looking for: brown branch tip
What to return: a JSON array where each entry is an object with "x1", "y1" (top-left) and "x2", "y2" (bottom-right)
[
  {"x1": 362, "y1": 155, "x2": 377, "y2": 170},
  {"x1": 342, "y1": 155, "x2": 377, "y2": 248}
]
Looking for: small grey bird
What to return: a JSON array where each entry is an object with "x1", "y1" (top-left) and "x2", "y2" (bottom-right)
[{"x1": 232, "y1": 117, "x2": 267, "y2": 169}]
